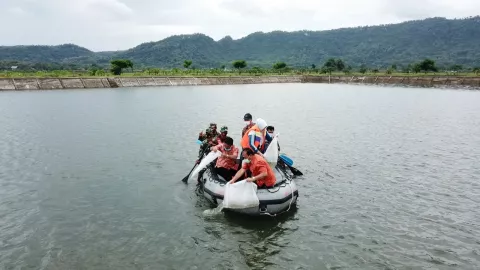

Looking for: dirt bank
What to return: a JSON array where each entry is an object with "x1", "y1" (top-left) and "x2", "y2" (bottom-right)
[{"x1": 0, "y1": 75, "x2": 479, "y2": 91}]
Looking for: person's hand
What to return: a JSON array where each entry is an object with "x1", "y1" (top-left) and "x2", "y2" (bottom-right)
[
  {"x1": 246, "y1": 177, "x2": 255, "y2": 182},
  {"x1": 229, "y1": 179, "x2": 235, "y2": 184},
  {"x1": 211, "y1": 147, "x2": 217, "y2": 152}
]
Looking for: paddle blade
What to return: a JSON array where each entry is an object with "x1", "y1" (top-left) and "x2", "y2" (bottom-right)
[
  {"x1": 289, "y1": 166, "x2": 303, "y2": 176},
  {"x1": 196, "y1": 140, "x2": 203, "y2": 145},
  {"x1": 182, "y1": 163, "x2": 199, "y2": 183}
]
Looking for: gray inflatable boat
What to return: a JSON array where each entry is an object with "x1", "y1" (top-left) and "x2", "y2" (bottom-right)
[{"x1": 198, "y1": 164, "x2": 299, "y2": 216}]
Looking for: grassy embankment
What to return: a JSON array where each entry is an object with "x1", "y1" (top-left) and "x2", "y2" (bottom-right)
[{"x1": 1, "y1": 69, "x2": 479, "y2": 78}]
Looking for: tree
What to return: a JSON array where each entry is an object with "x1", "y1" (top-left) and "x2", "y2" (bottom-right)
[
  {"x1": 322, "y1": 58, "x2": 347, "y2": 74},
  {"x1": 417, "y1": 58, "x2": 438, "y2": 73},
  {"x1": 372, "y1": 68, "x2": 379, "y2": 74},
  {"x1": 359, "y1": 66, "x2": 367, "y2": 74},
  {"x1": 95, "y1": 70, "x2": 105, "y2": 76},
  {"x1": 232, "y1": 60, "x2": 247, "y2": 72},
  {"x1": 411, "y1": 64, "x2": 421, "y2": 73},
  {"x1": 311, "y1": 64, "x2": 316, "y2": 69},
  {"x1": 110, "y1": 59, "x2": 133, "y2": 75},
  {"x1": 335, "y1": 59, "x2": 345, "y2": 71},
  {"x1": 273, "y1": 62, "x2": 287, "y2": 70},
  {"x1": 323, "y1": 58, "x2": 336, "y2": 68},
  {"x1": 322, "y1": 58, "x2": 337, "y2": 74},
  {"x1": 249, "y1": 66, "x2": 264, "y2": 75},
  {"x1": 474, "y1": 67, "x2": 480, "y2": 75},
  {"x1": 344, "y1": 65, "x2": 352, "y2": 74},
  {"x1": 110, "y1": 64, "x2": 122, "y2": 75},
  {"x1": 88, "y1": 66, "x2": 99, "y2": 76},
  {"x1": 184, "y1": 60, "x2": 192, "y2": 69},
  {"x1": 391, "y1": 64, "x2": 397, "y2": 71},
  {"x1": 403, "y1": 64, "x2": 412, "y2": 73},
  {"x1": 450, "y1": 64, "x2": 462, "y2": 72}
]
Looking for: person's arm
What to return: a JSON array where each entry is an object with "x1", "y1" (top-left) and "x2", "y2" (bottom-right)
[
  {"x1": 265, "y1": 132, "x2": 273, "y2": 142},
  {"x1": 248, "y1": 131, "x2": 263, "y2": 155},
  {"x1": 241, "y1": 126, "x2": 247, "y2": 137},
  {"x1": 229, "y1": 168, "x2": 245, "y2": 184},
  {"x1": 247, "y1": 166, "x2": 267, "y2": 182},
  {"x1": 210, "y1": 145, "x2": 220, "y2": 152}
]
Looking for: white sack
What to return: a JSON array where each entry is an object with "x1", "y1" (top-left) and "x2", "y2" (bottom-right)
[
  {"x1": 223, "y1": 180, "x2": 260, "y2": 209},
  {"x1": 189, "y1": 151, "x2": 221, "y2": 181},
  {"x1": 263, "y1": 135, "x2": 279, "y2": 166}
]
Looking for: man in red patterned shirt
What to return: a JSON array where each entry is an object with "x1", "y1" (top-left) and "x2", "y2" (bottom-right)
[{"x1": 210, "y1": 136, "x2": 239, "y2": 181}]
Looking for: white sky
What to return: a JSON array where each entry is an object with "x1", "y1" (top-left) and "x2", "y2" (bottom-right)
[{"x1": 1, "y1": 0, "x2": 479, "y2": 51}]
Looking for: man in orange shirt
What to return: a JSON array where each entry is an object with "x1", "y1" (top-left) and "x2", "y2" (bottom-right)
[
  {"x1": 210, "y1": 136, "x2": 239, "y2": 181},
  {"x1": 229, "y1": 148, "x2": 276, "y2": 188}
]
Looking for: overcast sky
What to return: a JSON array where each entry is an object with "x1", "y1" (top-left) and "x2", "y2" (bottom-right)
[{"x1": 1, "y1": 0, "x2": 479, "y2": 51}]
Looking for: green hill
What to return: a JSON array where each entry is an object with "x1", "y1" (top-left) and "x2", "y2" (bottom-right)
[
  {"x1": 1, "y1": 16, "x2": 480, "y2": 70},
  {"x1": 0, "y1": 44, "x2": 93, "y2": 62}
]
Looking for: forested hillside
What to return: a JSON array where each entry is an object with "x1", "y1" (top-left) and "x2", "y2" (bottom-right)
[{"x1": 1, "y1": 16, "x2": 479, "y2": 70}]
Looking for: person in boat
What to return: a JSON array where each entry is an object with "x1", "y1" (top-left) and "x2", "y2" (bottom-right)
[
  {"x1": 210, "y1": 136, "x2": 239, "y2": 181},
  {"x1": 262, "y1": 125, "x2": 280, "y2": 153},
  {"x1": 263, "y1": 125, "x2": 274, "y2": 153},
  {"x1": 196, "y1": 127, "x2": 218, "y2": 164},
  {"x1": 240, "y1": 118, "x2": 269, "y2": 158},
  {"x1": 217, "y1": 126, "x2": 228, "y2": 145},
  {"x1": 210, "y1": 123, "x2": 220, "y2": 138},
  {"x1": 198, "y1": 123, "x2": 219, "y2": 142},
  {"x1": 229, "y1": 148, "x2": 276, "y2": 188},
  {"x1": 242, "y1": 113, "x2": 255, "y2": 137}
]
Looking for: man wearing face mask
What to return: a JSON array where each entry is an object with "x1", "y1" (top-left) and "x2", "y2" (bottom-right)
[
  {"x1": 242, "y1": 113, "x2": 255, "y2": 137},
  {"x1": 240, "y1": 118, "x2": 269, "y2": 158},
  {"x1": 211, "y1": 136, "x2": 239, "y2": 181},
  {"x1": 217, "y1": 126, "x2": 229, "y2": 145},
  {"x1": 229, "y1": 148, "x2": 276, "y2": 188},
  {"x1": 262, "y1": 126, "x2": 277, "y2": 153}
]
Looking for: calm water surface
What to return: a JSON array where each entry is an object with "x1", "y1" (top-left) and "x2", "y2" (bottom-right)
[{"x1": 1, "y1": 84, "x2": 480, "y2": 270}]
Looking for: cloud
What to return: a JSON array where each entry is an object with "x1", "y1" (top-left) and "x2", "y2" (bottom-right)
[{"x1": 0, "y1": 0, "x2": 478, "y2": 51}]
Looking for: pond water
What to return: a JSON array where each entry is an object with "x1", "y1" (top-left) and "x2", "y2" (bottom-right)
[{"x1": 1, "y1": 83, "x2": 479, "y2": 269}]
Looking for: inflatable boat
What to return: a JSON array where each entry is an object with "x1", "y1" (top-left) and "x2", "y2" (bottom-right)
[{"x1": 197, "y1": 163, "x2": 299, "y2": 216}]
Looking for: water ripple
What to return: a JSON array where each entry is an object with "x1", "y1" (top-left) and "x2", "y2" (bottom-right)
[{"x1": 1, "y1": 85, "x2": 480, "y2": 269}]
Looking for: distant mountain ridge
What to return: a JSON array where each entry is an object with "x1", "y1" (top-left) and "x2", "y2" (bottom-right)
[{"x1": 1, "y1": 16, "x2": 480, "y2": 69}]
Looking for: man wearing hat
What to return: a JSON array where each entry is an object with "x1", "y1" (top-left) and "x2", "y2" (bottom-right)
[
  {"x1": 242, "y1": 113, "x2": 255, "y2": 137},
  {"x1": 197, "y1": 127, "x2": 216, "y2": 161},
  {"x1": 217, "y1": 126, "x2": 229, "y2": 145}
]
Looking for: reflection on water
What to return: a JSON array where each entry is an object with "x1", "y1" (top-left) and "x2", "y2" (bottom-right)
[{"x1": 1, "y1": 84, "x2": 480, "y2": 269}]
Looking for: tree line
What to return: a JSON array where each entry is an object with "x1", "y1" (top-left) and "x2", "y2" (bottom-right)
[
  {"x1": 97, "y1": 58, "x2": 480, "y2": 76},
  {"x1": 3, "y1": 58, "x2": 480, "y2": 76}
]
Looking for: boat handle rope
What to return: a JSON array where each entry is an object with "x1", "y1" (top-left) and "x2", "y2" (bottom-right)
[{"x1": 260, "y1": 180, "x2": 295, "y2": 217}]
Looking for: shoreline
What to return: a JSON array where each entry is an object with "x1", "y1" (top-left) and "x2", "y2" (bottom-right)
[{"x1": 1, "y1": 75, "x2": 479, "y2": 91}]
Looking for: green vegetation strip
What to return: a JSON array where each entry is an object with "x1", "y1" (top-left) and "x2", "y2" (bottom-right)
[
  {"x1": 2, "y1": 58, "x2": 479, "y2": 79},
  {"x1": 2, "y1": 71, "x2": 479, "y2": 79}
]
